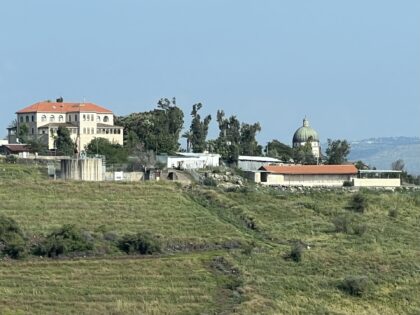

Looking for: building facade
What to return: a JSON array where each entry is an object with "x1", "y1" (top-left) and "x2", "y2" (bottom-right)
[
  {"x1": 292, "y1": 118, "x2": 321, "y2": 159},
  {"x1": 8, "y1": 101, "x2": 123, "y2": 153}
]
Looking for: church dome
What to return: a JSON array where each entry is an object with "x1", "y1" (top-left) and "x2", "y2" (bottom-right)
[{"x1": 293, "y1": 118, "x2": 319, "y2": 143}]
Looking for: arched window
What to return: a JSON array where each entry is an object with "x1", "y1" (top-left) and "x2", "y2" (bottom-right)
[
  {"x1": 103, "y1": 116, "x2": 109, "y2": 123},
  {"x1": 25, "y1": 116, "x2": 29, "y2": 122},
  {"x1": 20, "y1": 116, "x2": 23, "y2": 123},
  {"x1": 41, "y1": 115, "x2": 47, "y2": 122},
  {"x1": 50, "y1": 115, "x2": 55, "y2": 122},
  {"x1": 58, "y1": 115, "x2": 64, "y2": 122},
  {"x1": 83, "y1": 114, "x2": 86, "y2": 121},
  {"x1": 97, "y1": 115, "x2": 101, "y2": 122}
]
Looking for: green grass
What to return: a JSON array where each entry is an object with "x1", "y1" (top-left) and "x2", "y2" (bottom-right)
[
  {"x1": 0, "y1": 253, "x2": 227, "y2": 315},
  {"x1": 0, "y1": 162, "x2": 419, "y2": 314}
]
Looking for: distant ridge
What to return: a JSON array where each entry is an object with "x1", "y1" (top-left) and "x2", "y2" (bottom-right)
[{"x1": 347, "y1": 137, "x2": 420, "y2": 175}]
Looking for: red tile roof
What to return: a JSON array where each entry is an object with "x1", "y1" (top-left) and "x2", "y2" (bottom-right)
[
  {"x1": 260, "y1": 164, "x2": 358, "y2": 175},
  {"x1": 17, "y1": 102, "x2": 113, "y2": 114}
]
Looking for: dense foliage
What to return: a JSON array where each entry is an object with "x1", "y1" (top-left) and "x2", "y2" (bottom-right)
[
  {"x1": 116, "y1": 98, "x2": 184, "y2": 154},
  {"x1": 55, "y1": 126, "x2": 75, "y2": 156},
  {"x1": 183, "y1": 103, "x2": 212, "y2": 153},
  {"x1": 325, "y1": 139, "x2": 350, "y2": 164},
  {"x1": 85, "y1": 138, "x2": 128, "y2": 164}
]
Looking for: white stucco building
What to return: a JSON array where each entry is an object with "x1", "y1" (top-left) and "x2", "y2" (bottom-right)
[{"x1": 8, "y1": 100, "x2": 123, "y2": 153}]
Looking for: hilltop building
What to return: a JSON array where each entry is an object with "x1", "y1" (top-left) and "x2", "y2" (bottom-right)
[
  {"x1": 292, "y1": 118, "x2": 321, "y2": 159},
  {"x1": 8, "y1": 100, "x2": 123, "y2": 153}
]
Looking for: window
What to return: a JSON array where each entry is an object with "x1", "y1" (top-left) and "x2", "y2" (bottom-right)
[
  {"x1": 97, "y1": 115, "x2": 101, "y2": 122},
  {"x1": 87, "y1": 128, "x2": 90, "y2": 134},
  {"x1": 91, "y1": 128, "x2": 94, "y2": 134},
  {"x1": 83, "y1": 128, "x2": 86, "y2": 134},
  {"x1": 75, "y1": 115, "x2": 78, "y2": 122},
  {"x1": 103, "y1": 116, "x2": 109, "y2": 123},
  {"x1": 59, "y1": 115, "x2": 64, "y2": 122},
  {"x1": 31, "y1": 128, "x2": 34, "y2": 134},
  {"x1": 26, "y1": 116, "x2": 29, "y2": 122},
  {"x1": 50, "y1": 115, "x2": 55, "y2": 122},
  {"x1": 31, "y1": 115, "x2": 34, "y2": 122},
  {"x1": 20, "y1": 116, "x2": 23, "y2": 123},
  {"x1": 41, "y1": 115, "x2": 47, "y2": 122},
  {"x1": 68, "y1": 115, "x2": 72, "y2": 122},
  {"x1": 91, "y1": 114, "x2": 94, "y2": 121},
  {"x1": 42, "y1": 130, "x2": 45, "y2": 134},
  {"x1": 83, "y1": 115, "x2": 86, "y2": 121}
]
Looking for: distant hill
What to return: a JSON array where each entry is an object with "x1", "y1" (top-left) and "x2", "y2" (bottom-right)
[{"x1": 346, "y1": 137, "x2": 420, "y2": 174}]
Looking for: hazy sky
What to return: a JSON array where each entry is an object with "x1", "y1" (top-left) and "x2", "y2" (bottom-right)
[{"x1": 1, "y1": 0, "x2": 419, "y2": 145}]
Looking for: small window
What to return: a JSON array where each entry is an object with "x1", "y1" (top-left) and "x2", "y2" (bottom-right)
[
  {"x1": 97, "y1": 116, "x2": 101, "y2": 122},
  {"x1": 83, "y1": 115, "x2": 86, "y2": 121},
  {"x1": 103, "y1": 116, "x2": 109, "y2": 123},
  {"x1": 42, "y1": 130, "x2": 45, "y2": 134},
  {"x1": 75, "y1": 115, "x2": 78, "y2": 122},
  {"x1": 41, "y1": 115, "x2": 47, "y2": 122},
  {"x1": 20, "y1": 116, "x2": 24, "y2": 123},
  {"x1": 31, "y1": 115, "x2": 34, "y2": 122},
  {"x1": 91, "y1": 114, "x2": 94, "y2": 121},
  {"x1": 50, "y1": 115, "x2": 55, "y2": 122},
  {"x1": 26, "y1": 116, "x2": 29, "y2": 122},
  {"x1": 68, "y1": 115, "x2": 72, "y2": 122},
  {"x1": 83, "y1": 128, "x2": 86, "y2": 134},
  {"x1": 59, "y1": 115, "x2": 64, "y2": 122}
]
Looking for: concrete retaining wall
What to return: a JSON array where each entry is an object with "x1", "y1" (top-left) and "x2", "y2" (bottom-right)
[{"x1": 61, "y1": 158, "x2": 104, "y2": 181}]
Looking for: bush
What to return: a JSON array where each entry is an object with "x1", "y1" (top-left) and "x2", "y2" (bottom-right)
[
  {"x1": 389, "y1": 208, "x2": 399, "y2": 218},
  {"x1": 0, "y1": 215, "x2": 27, "y2": 259},
  {"x1": 5, "y1": 155, "x2": 17, "y2": 164},
  {"x1": 33, "y1": 224, "x2": 94, "y2": 258},
  {"x1": 290, "y1": 243, "x2": 304, "y2": 262},
  {"x1": 332, "y1": 215, "x2": 352, "y2": 233},
  {"x1": 202, "y1": 177, "x2": 217, "y2": 187},
  {"x1": 339, "y1": 276, "x2": 369, "y2": 296},
  {"x1": 353, "y1": 224, "x2": 368, "y2": 236},
  {"x1": 349, "y1": 193, "x2": 368, "y2": 213},
  {"x1": 118, "y1": 232, "x2": 161, "y2": 255}
]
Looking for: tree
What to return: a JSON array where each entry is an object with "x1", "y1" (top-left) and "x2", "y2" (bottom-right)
[
  {"x1": 27, "y1": 138, "x2": 48, "y2": 155},
  {"x1": 325, "y1": 139, "x2": 350, "y2": 165},
  {"x1": 85, "y1": 138, "x2": 128, "y2": 164},
  {"x1": 55, "y1": 126, "x2": 75, "y2": 156},
  {"x1": 293, "y1": 139, "x2": 317, "y2": 165},
  {"x1": 391, "y1": 159, "x2": 405, "y2": 171},
  {"x1": 116, "y1": 97, "x2": 184, "y2": 154},
  {"x1": 240, "y1": 122, "x2": 262, "y2": 156},
  {"x1": 266, "y1": 139, "x2": 293, "y2": 161},
  {"x1": 212, "y1": 110, "x2": 262, "y2": 163},
  {"x1": 17, "y1": 123, "x2": 29, "y2": 144},
  {"x1": 187, "y1": 103, "x2": 212, "y2": 153}
]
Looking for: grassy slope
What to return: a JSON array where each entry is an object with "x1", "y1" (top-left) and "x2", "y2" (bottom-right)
[{"x1": 0, "y1": 162, "x2": 419, "y2": 314}]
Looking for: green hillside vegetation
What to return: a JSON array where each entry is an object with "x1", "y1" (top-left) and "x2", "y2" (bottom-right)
[{"x1": 0, "y1": 163, "x2": 419, "y2": 314}]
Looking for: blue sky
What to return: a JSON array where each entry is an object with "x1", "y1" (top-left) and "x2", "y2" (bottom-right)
[{"x1": 1, "y1": 0, "x2": 419, "y2": 145}]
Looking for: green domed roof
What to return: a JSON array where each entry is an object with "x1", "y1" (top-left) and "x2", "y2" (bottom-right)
[{"x1": 293, "y1": 118, "x2": 319, "y2": 143}]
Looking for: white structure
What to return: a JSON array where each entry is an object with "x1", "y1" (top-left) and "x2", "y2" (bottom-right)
[
  {"x1": 237, "y1": 155, "x2": 281, "y2": 171},
  {"x1": 176, "y1": 152, "x2": 220, "y2": 168},
  {"x1": 353, "y1": 170, "x2": 401, "y2": 187},
  {"x1": 255, "y1": 164, "x2": 358, "y2": 187},
  {"x1": 292, "y1": 118, "x2": 321, "y2": 159},
  {"x1": 157, "y1": 153, "x2": 220, "y2": 170},
  {"x1": 9, "y1": 100, "x2": 123, "y2": 153}
]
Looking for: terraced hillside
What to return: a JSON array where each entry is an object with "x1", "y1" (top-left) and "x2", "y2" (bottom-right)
[{"x1": 0, "y1": 161, "x2": 419, "y2": 314}]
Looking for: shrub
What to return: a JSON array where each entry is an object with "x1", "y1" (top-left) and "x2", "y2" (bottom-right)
[
  {"x1": 202, "y1": 177, "x2": 217, "y2": 187},
  {"x1": 339, "y1": 276, "x2": 369, "y2": 296},
  {"x1": 389, "y1": 208, "x2": 399, "y2": 218},
  {"x1": 118, "y1": 232, "x2": 161, "y2": 255},
  {"x1": 5, "y1": 155, "x2": 17, "y2": 164},
  {"x1": 353, "y1": 224, "x2": 368, "y2": 236},
  {"x1": 332, "y1": 215, "x2": 352, "y2": 233},
  {"x1": 349, "y1": 193, "x2": 368, "y2": 213},
  {"x1": 343, "y1": 180, "x2": 353, "y2": 187},
  {"x1": 290, "y1": 243, "x2": 304, "y2": 262},
  {"x1": 33, "y1": 224, "x2": 94, "y2": 258},
  {"x1": 0, "y1": 215, "x2": 27, "y2": 259}
]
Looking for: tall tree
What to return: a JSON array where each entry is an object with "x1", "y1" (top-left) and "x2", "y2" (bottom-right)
[
  {"x1": 266, "y1": 139, "x2": 293, "y2": 161},
  {"x1": 293, "y1": 138, "x2": 317, "y2": 165},
  {"x1": 187, "y1": 103, "x2": 211, "y2": 153},
  {"x1": 55, "y1": 126, "x2": 75, "y2": 156},
  {"x1": 325, "y1": 139, "x2": 350, "y2": 165},
  {"x1": 17, "y1": 123, "x2": 29, "y2": 144},
  {"x1": 391, "y1": 159, "x2": 405, "y2": 171},
  {"x1": 240, "y1": 122, "x2": 262, "y2": 156},
  {"x1": 116, "y1": 97, "x2": 184, "y2": 154}
]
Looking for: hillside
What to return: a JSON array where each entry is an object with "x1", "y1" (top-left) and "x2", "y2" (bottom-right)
[
  {"x1": 0, "y1": 163, "x2": 419, "y2": 314},
  {"x1": 347, "y1": 137, "x2": 420, "y2": 174}
]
